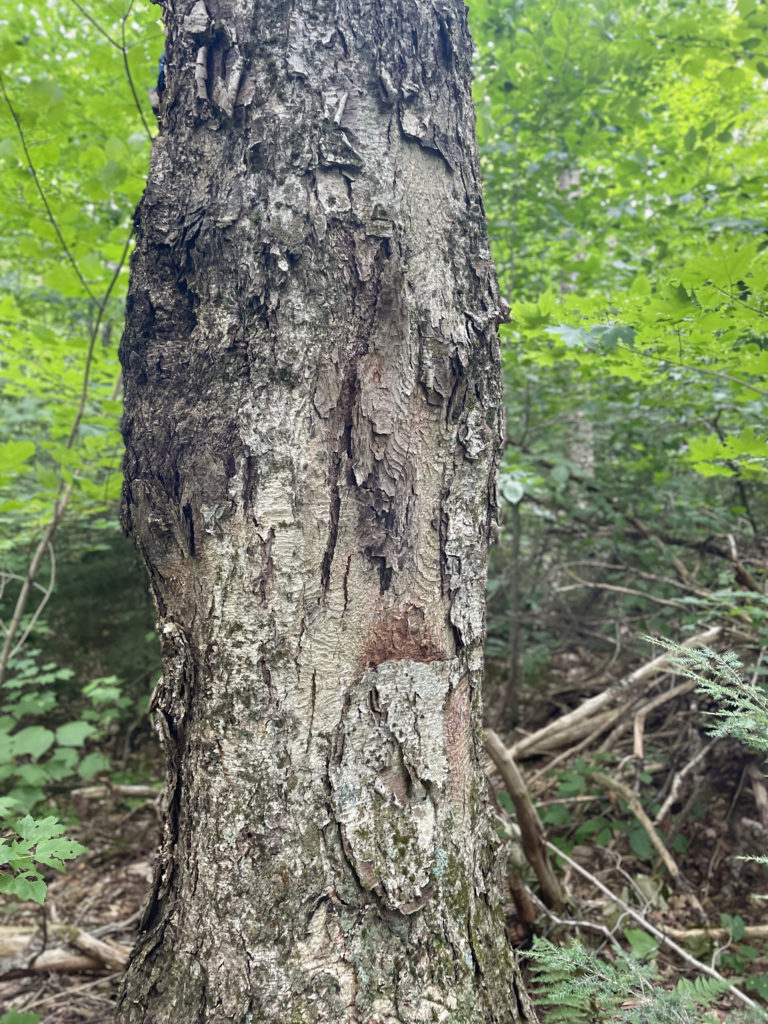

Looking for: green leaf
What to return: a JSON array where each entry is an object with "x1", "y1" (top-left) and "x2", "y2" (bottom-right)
[
  {"x1": 623, "y1": 928, "x2": 659, "y2": 958},
  {"x1": 14, "y1": 815, "x2": 63, "y2": 842},
  {"x1": 0, "y1": 1009, "x2": 43, "y2": 1024},
  {"x1": 628, "y1": 827, "x2": 652, "y2": 859},
  {"x1": 9, "y1": 727, "x2": 55, "y2": 760},
  {"x1": 77, "y1": 752, "x2": 110, "y2": 779},
  {"x1": 33, "y1": 836, "x2": 86, "y2": 870},
  {"x1": 55, "y1": 721, "x2": 97, "y2": 747}
]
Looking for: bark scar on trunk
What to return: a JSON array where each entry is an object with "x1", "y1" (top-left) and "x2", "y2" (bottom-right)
[
  {"x1": 359, "y1": 605, "x2": 449, "y2": 669},
  {"x1": 329, "y1": 658, "x2": 455, "y2": 915}
]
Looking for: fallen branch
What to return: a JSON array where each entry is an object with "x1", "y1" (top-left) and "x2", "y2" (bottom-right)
[
  {"x1": 0, "y1": 949, "x2": 107, "y2": 980},
  {"x1": 632, "y1": 680, "x2": 698, "y2": 767},
  {"x1": 507, "y1": 626, "x2": 721, "y2": 761},
  {"x1": 0, "y1": 923, "x2": 130, "y2": 981},
  {"x1": 543, "y1": 838, "x2": 760, "y2": 1013},
  {"x1": 70, "y1": 783, "x2": 160, "y2": 800},
  {"x1": 485, "y1": 730, "x2": 564, "y2": 911},
  {"x1": 53, "y1": 924, "x2": 130, "y2": 971},
  {"x1": 660, "y1": 923, "x2": 768, "y2": 943},
  {"x1": 655, "y1": 740, "x2": 717, "y2": 825},
  {"x1": 591, "y1": 772, "x2": 694, "y2": 900}
]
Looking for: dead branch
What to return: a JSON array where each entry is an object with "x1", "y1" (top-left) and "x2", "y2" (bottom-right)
[
  {"x1": 542, "y1": 838, "x2": 760, "y2": 1013},
  {"x1": 590, "y1": 772, "x2": 692, "y2": 897},
  {"x1": 660, "y1": 923, "x2": 768, "y2": 943},
  {"x1": 655, "y1": 740, "x2": 718, "y2": 825},
  {"x1": 633, "y1": 679, "x2": 698, "y2": 765},
  {"x1": 0, "y1": 923, "x2": 130, "y2": 981},
  {"x1": 507, "y1": 626, "x2": 721, "y2": 761},
  {"x1": 485, "y1": 730, "x2": 564, "y2": 910}
]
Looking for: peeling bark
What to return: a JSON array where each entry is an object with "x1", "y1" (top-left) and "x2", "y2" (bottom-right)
[{"x1": 116, "y1": 1, "x2": 535, "y2": 1021}]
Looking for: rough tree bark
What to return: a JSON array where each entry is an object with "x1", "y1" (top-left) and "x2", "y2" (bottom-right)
[{"x1": 116, "y1": 1, "x2": 536, "y2": 1021}]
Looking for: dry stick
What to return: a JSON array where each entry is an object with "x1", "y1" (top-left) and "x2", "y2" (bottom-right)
[
  {"x1": 655, "y1": 739, "x2": 718, "y2": 825},
  {"x1": 590, "y1": 772, "x2": 689, "y2": 892},
  {"x1": 527, "y1": 890, "x2": 624, "y2": 949},
  {"x1": 0, "y1": 497, "x2": 70, "y2": 683},
  {"x1": 22, "y1": 973, "x2": 116, "y2": 1013},
  {"x1": 662, "y1": 923, "x2": 768, "y2": 943},
  {"x1": 0, "y1": 572, "x2": 49, "y2": 602},
  {"x1": 70, "y1": 783, "x2": 160, "y2": 800},
  {"x1": 726, "y1": 532, "x2": 763, "y2": 593},
  {"x1": 746, "y1": 762, "x2": 768, "y2": 829},
  {"x1": 528, "y1": 709, "x2": 625, "y2": 793},
  {"x1": 557, "y1": 578, "x2": 690, "y2": 610},
  {"x1": 542, "y1": 839, "x2": 760, "y2": 1013},
  {"x1": 0, "y1": 949, "x2": 107, "y2": 980},
  {"x1": 485, "y1": 730, "x2": 564, "y2": 910},
  {"x1": 52, "y1": 924, "x2": 130, "y2": 971},
  {"x1": 521, "y1": 707, "x2": 620, "y2": 759},
  {"x1": 507, "y1": 626, "x2": 722, "y2": 762},
  {"x1": 633, "y1": 678, "x2": 697, "y2": 765},
  {"x1": 6, "y1": 543, "x2": 56, "y2": 659},
  {"x1": 0, "y1": 926, "x2": 36, "y2": 956}
]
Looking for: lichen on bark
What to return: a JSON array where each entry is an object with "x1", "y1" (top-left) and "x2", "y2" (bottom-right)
[{"x1": 115, "y1": 1, "x2": 536, "y2": 1021}]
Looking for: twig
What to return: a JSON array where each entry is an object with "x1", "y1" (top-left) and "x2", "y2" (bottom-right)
[
  {"x1": 91, "y1": 907, "x2": 143, "y2": 938},
  {"x1": 591, "y1": 772, "x2": 691, "y2": 893},
  {"x1": 0, "y1": 949, "x2": 107, "y2": 979},
  {"x1": 0, "y1": 228, "x2": 130, "y2": 684},
  {"x1": 655, "y1": 739, "x2": 717, "y2": 824},
  {"x1": 543, "y1": 839, "x2": 761, "y2": 1012},
  {"x1": 70, "y1": 783, "x2": 160, "y2": 799},
  {"x1": 617, "y1": 344, "x2": 768, "y2": 399},
  {"x1": 52, "y1": 923, "x2": 130, "y2": 970},
  {"x1": 531, "y1": 897, "x2": 624, "y2": 950},
  {"x1": 528, "y1": 713, "x2": 624, "y2": 793},
  {"x1": 0, "y1": 73, "x2": 97, "y2": 305},
  {"x1": 120, "y1": 0, "x2": 154, "y2": 142},
  {"x1": 557, "y1": 578, "x2": 689, "y2": 610},
  {"x1": 4, "y1": 543, "x2": 55, "y2": 662},
  {"x1": 0, "y1": 488, "x2": 72, "y2": 684},
  {"x1": 67, "y1": 0, "x2": 154, "y2": 141},
  {"x1": 746, "y1": 761, "x2": 768, "y2": 829},
  {"x1": 659, "y1": 925, "x2": 768, "y2": 937},
  {"x1": 632, "y1": 679, "x2": 697, "y2": 767},
  {"x1": 22, "y1": 973, "x2": 116, "y2": 1012}
]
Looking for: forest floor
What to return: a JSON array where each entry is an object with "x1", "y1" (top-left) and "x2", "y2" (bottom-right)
[{"x1": 1, "y1": 649, "x2": 767, "y2": 1023}]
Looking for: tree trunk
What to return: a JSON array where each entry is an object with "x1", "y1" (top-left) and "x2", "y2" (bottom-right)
[{"x1": 116, "y1": 1, "x2": 535, "y2": 1021}]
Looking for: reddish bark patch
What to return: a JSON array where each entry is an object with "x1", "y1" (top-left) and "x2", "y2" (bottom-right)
[{"x1": 360, "y1": 605, "x2": 448, "y2": 669}]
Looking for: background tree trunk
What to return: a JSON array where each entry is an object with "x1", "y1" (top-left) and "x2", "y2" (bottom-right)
[{"x1": 116, "y1": 1, "x2": 535, "y2": 1021}]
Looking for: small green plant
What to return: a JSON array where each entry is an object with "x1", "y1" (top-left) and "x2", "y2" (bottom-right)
[
  {"x1": 717, "y1": 914, "x2": 768, "y2": 1004},
  {"x1": 646, "y1": 638, "x2": 768, "y2": 757},
  {"x1": 0, "y1": 649, "x2": 129, "y2": 813},
  {"x1": 0, "y1": 809, "x2": 84, "y2": 904},
  {"x1": 0, "y1": 649, "x2": 130, "y2": 905},
  {"x1": 528, "y1": 937, "x2": 734, "y2": 1023},
  {"x1": 0, "y1": 1010, "x2": 42, "y2": 1024}
]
